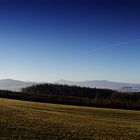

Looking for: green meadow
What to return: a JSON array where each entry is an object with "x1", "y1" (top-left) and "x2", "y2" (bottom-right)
[{"x1": 0, "y1": 98, "x2": 140, "y2": 140}]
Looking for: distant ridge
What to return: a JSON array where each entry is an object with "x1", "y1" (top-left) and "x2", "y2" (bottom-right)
[
  {"x1": 0, "y1": 79, "x2": 140, "y2": 92},
  {"x1": 55, "y1": 80, "x2": 140, "y2": 92},
  {"x1": 0, "y1": 79, "x2": 36, "y2": 91}
]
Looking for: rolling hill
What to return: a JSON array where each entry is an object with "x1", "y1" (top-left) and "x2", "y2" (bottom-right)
[
  {"x1": 0, "y1": 79, "x2": 140, "y2": 92},
  {"x1": 0, "y1": 98, "x2": 140, "y2": 140},
  {"x1": 0, "y1": 79, "x2": 35, "y2": 91},
  {"x1": 56, "y1": 79, "x2": 140, "y2": 92}
]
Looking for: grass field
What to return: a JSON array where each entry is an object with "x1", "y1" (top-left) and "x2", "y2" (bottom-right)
[{"x1": 0, "y1": 98, "x2": 140, "y2": 140}]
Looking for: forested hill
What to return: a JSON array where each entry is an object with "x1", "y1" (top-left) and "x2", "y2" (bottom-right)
[{"x1": 0, "y1": 84, "x2": 140, "y2": 110}]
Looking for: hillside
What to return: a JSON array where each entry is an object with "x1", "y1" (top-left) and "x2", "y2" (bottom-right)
[
  {"x1": 56, "y1": 79, "x2": 140, "y2": 92},
  {"x1": 0, "y1": 98, "x2": 140, "y2": 140},
  {"x1": 1, "y1": 84, "x2": 140, "y2": 110},
  {"x1": 0, "y1": 79, "x2": 35, "y2": 91},
  {"x1": 0, "y1": 79, "x2": 140, "y2": 92}
]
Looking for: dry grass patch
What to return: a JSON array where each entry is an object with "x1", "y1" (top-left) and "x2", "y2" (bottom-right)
[{"x1": 0, "y1": 98, "x2": 140, "y2": 140}]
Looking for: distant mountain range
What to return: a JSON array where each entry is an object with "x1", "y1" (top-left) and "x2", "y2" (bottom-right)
[
  {"x1": 55, "y1": 80, "x2": 140, "y2": 92},
  {"x1": 0, "y1": 79, "x2": 35, "y2": 91},
  {"x1": 0, "y1": 79, "x2": 140, "y2": 92}
]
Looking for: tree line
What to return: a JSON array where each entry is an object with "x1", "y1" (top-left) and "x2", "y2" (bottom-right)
[{"x1": 0, "y1": 83, "x2": 140, "y2": 110}]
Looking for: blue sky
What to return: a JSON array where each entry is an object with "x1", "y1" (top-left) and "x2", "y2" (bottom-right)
[{"x1": 0, "y1": 0, "x2": 140, "y2": 83}]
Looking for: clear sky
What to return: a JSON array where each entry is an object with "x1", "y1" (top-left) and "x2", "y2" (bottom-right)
[{"x1": 0, "y1": 0, "x2": 140, "y2": 83}]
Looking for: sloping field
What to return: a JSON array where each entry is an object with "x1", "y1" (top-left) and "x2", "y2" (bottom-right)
[{"x1": 0, "y1": 98, "x2": 140, "y2": 140}]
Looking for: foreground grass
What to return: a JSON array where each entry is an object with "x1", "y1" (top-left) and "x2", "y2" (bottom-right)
[{"x1": 0, "y1": 98, "x2": 140, "y2": 140}]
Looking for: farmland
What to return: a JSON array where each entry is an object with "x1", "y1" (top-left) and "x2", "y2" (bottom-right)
[{"x1": 0, "y1": 98, "x2": 140, "y2": 140}]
